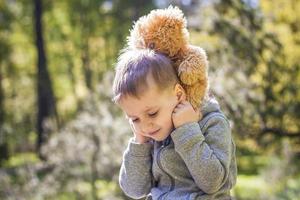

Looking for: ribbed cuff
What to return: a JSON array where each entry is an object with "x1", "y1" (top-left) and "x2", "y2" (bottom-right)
[
  {"x1": 126, "y1": 138, "x2": 153, "y2": 157},
  {"x1": 171, "y1": 122, "x2": 204, "y2": 146}
]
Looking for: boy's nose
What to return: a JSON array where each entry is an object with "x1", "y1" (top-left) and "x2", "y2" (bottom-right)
[{"x1": 140, "y1": 121, "x2": 154, "y2": 134}]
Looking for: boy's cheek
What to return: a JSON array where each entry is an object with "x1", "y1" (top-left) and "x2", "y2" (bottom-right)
[
  {"x1": 131, "y1": 124, "x2": 138, "y2": 131},
  {"x1": 171, "y1": 112, "x2": 180, "y2": 127},
  {"x1": 129, "y1": 121, "x2": 137, "y2": 131}
]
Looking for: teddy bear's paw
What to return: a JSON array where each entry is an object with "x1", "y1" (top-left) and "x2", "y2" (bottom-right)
[
  {"x1": 186, "y1": 95, "x2": 202, "y2": 113},
  {"x1": 185, "y1": 81, "x2": 208, "y2": 110},
  {"x1": 179, "y1": 70, "x2": 199, "y2": 85},
  {"x1": 178, "y1": 61, "x2": 206, "y2": 85}
]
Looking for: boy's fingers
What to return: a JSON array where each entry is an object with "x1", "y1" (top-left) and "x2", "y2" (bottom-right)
[
  {"x1": 178, "y1": 99, "x2": 186, "y2": 104},
  {"x1": 179, "y1": 99, "x2": 188, "y2": 105},
  {"x1": 173, "y1": 107, "x2": 178, "y2": 113},
  {"x1": 173, "y1": 107, "x2": 181, "y2": 113},
  {"x1": 180, "y1": 100, "x2": 190, "y2": 105},
  {"x1": 176, "y1": 103, "x2": 184, "y2": 108}
]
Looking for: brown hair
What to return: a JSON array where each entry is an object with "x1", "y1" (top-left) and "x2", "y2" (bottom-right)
[{"x1": 112, "y1": 48, "x2": 179, "y2": 103}]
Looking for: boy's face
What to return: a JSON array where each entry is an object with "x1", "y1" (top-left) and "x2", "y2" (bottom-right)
[{"x1": 118, "y1": 78, "x2": 180, "y2": 142}]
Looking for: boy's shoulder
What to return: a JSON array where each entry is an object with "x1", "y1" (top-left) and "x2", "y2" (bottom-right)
[
  {"x1": 200, "y1": 97, "x2": 222, "y2": 118},
  {"x1": 199, "y1": 97, "x2": 230, "y2": 129}
]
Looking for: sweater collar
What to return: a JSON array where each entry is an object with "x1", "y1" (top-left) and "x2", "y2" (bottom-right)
[{"x1": 201, "y1": 97, "x2": 221, "y2": 117}]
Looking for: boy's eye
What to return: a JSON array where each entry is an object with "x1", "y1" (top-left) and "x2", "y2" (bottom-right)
[
  {"x1": 126, "y1": 115, "x2": 139, "y2": 123},
  {"x1": 132, "y1": 118, "x2": 139, "y2": 123},
  {"x1": 148, "y1": 111, "x2": 158, "y2": 117}
]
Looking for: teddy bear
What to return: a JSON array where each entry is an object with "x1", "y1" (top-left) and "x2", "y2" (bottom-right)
[{"x1": 127, "y1": 6, "x2": 209, "y2": 114}]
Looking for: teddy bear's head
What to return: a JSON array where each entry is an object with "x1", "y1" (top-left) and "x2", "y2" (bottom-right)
[{"x1": 128, "y1": 6, "x2": 189, "y2": 57}]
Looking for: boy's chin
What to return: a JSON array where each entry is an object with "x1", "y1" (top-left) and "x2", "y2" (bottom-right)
[{"x1": 152, "y1": 133, "x2": 171, "y2": 142}]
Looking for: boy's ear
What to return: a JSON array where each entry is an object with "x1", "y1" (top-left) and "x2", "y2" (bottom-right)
[{"x1": 174, "y1": 83, "x2": 186, "y2": 101}]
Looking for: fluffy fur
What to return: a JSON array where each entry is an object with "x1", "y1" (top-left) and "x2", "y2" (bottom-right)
[{"x1": 128, "y1": 6, "x2": 209, "y2": 113}]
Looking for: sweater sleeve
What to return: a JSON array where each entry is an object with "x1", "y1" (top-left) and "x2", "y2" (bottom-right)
[
  {"x1": 170, "y1": 116, "x2": 232, "y2": 194},
  {"x1": 119, "y1": 138, "x2": 153, "y2": 199}
]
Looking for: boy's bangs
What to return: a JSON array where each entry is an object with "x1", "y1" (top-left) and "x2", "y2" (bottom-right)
[
  {"x1": 112, "y1": 49, "x2": 178, "y2": 103},
  {"x1": 113, "y1": 57, "x2": 152, "y2": 102}
]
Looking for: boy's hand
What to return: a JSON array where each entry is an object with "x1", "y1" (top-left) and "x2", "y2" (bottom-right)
[
  {"x1": 172, "y1": 100, "x2": 201, "y2": 129},
  {"x1": 129, "y1": 122, "x2": 151, "y2": 144}
]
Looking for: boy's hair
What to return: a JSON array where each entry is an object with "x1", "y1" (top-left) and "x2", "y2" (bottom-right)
[{"x1": 112, "y1": 48, "x2": 179, "y2": 103}]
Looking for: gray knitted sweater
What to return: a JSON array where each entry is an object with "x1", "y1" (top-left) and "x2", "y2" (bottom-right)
[{"x1": 119, "y1": 98, "x2": 237, "y2": 200}]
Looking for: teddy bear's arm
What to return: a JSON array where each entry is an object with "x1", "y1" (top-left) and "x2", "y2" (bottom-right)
[{"x1": 177, "y1": 45, "x2": 208, "y2": 86}]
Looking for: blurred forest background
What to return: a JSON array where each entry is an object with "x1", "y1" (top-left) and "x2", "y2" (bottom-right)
[{"x1": 0, "y1": 0, "x2": 299, "y2": 199}]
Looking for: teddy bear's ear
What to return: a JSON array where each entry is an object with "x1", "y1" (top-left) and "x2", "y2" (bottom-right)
[
  {"x1": 165, "y1": 5, "x2": 186, "y2": 27},
  {"x1": 127, "y1": 21, "x2": 146, "y2": 49}
]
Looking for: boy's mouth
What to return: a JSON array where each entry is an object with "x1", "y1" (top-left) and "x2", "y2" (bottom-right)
[{"x1": 148, "y1": 129, "x2": 160, "y2": 136}]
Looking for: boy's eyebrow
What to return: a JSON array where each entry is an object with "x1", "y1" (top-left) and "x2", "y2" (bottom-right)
[
  {"x1": 143, "y1": 106, "x2": 158, "y2": 112},
  {"x1": 126, "y1": 107, "x2": 159, "y2": 118}
]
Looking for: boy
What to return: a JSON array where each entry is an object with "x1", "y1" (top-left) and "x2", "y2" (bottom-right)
[{"x1": 112, "y1": 49, "x2": 237, "y2": 199}]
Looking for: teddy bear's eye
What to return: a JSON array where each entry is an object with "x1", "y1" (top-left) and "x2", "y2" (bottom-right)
[{"x1": 149, "y1": 42, "x2": 155, "y2": 49}]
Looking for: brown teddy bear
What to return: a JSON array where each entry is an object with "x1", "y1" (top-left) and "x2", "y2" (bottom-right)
[{"x1": 127, "y1": 6, "x2": 209, "y2": 115}]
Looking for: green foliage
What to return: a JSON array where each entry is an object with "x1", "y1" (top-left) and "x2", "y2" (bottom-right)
[
  {"x1": 233, "y1": 169, "x2": 300, "y2": 200},
  {"x1": 4, "y1": 152, "x2": 39, "y2": 168},
  {"x1": 233, "y1": 175, "x2": 268, "y2": 199},
  {"x1": 275, "y1": 175, "x2": 300, "y2": 199},
  {"x1": 0, "y1": 0, "x2": 299, "y2": 199},
  {"x1": 0, "y1": 0, "x2": 156, "y2": 154},
  {"x1": 197, "y1": 0, "x2": 300, "y2": 148},
  {"x1": 73, "y1": 180, "x2": 121, "y2": 199},
  {"x1": 237, "y1": 155, "x2": 268, "y2": 175}
]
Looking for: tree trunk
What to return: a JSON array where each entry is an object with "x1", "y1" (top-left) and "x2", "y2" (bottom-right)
[
  {"x1": 34, "y1": 0, "x2": 58, "y2": 159},
  {"x1": 79, "y1": 9, "x2": 93, "y2": 92},
  {"x1": 81, "y1": 41, "x2": 93, "y2": 91},
  {"x1": 0, "y1": 63, "x2": 9, "y2": 165},
  {"x1": 103, "y1": 17, "x2": 111, "y2": 74},
  {"x1": 66, "y1": 54, "x2": 79, "y2": 104},
  {"x1": 90, "y1": 133, "x2": 100, "y2": 200}
]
